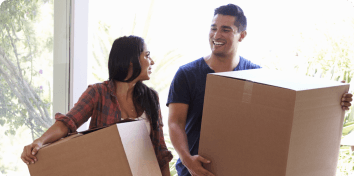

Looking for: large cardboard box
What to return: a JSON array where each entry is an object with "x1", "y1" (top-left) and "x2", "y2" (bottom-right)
[
  {"x1": 28, "y1": 120, "x2": 162, "y2": 176},
  {"x1": 199, "y1": 69, "x2": 350, "y2": 176}
]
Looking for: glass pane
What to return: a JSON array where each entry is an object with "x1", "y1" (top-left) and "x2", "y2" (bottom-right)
[{"x1": 0, "y1": 0, "x2": 54, "y2": 175}]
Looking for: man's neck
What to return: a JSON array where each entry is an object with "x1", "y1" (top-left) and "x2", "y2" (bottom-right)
[{"x1": 205, "y1": 53, "x2": 240, "y2": 73}]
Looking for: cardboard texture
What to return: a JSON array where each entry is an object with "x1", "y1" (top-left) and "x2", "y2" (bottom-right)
[
  {"x1": 199, "y1": 69, "x2": 349, "y2": 176},
  {"x1": 28, "y1": 120, "x2": 161, "y2": 176}
]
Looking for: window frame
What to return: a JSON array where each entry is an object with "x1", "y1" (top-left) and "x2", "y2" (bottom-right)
[{"x1": 53, "y1": 0, "x2": 90, "y2": 131}]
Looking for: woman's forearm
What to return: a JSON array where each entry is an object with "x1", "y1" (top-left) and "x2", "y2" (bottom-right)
[
  {"x1": 161, "y1": 164, "x2": 171, "y2": 176},
  {"x1": 37, "y1": 121, "x2": 69, "y2": 145}
]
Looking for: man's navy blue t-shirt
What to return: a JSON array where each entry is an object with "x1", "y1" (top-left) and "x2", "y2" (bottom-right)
[{"x1": 166, "y1": 56, "x2": 261, "y2": 176}]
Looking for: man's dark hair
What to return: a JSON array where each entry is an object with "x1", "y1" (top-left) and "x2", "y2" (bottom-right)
[
  {"x1": 214, "y1": 4, "x2": 247, "y2": 32},
  {"x1": 108, "y1": 35, "x2": 161, "y2": 132}
]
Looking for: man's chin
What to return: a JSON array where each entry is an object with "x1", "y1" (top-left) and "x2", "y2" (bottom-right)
[{"x1": 212, "y1": 51, "x2": 226, "y2": 57}]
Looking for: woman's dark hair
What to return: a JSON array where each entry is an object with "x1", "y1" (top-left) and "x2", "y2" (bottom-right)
[
  {"x1": 108, "y1": 35, "x2": 160, "y2": 131},
  {"x1": 214, "y1": 4, "x2": 247, "y2": 32},
  {"x1": 108, "y1": 36, "x2": 143, "y2": 82}
]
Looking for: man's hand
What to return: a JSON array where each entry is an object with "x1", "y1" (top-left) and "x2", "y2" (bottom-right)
[
  {"x1": 340, "y1": 80, "x2": 352, "y2": 110},
  {"x1": 341, "y1": 93, "x2": 353, "y2": 110},
  {"x1": 21, "y1": 139, "x2": 43, "y2": 165},
  {"x1": 183, "y1": 155, "x2": 215, "y2": 176}
]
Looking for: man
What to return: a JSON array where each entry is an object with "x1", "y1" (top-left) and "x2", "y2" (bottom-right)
[{"x1": 167, "y1": 4, "x2": 352, "y2": 176}]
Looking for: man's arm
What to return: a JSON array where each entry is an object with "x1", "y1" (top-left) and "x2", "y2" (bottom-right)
[{"x1": 168, "y1": 103, "x2": 215, "y2": 176}]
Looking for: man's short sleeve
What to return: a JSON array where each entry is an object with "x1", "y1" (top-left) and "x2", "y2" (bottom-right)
[{"x1": 166, "y1": 67, "x2": 191, "y2": 106}]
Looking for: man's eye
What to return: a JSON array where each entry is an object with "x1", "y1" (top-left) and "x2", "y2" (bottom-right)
[
  {"x1": 211, "y1": 28, "x2": 217, "y2": 31},
  {"x1": 223, "y1": 29, "x2": 230, "y2": 32}
]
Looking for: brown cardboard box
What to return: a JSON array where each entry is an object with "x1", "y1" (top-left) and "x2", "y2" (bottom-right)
[
  {"x1": 28, "y1": 120, "x2": 162, "y2": 176},
  {"x1": 199, "y1": 69, "x2": 350, "y2": 176}
]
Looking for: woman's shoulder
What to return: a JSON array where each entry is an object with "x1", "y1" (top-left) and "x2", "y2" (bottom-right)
[{"x1": 88, "y1": 80, "x2": 112, "y2": 94}]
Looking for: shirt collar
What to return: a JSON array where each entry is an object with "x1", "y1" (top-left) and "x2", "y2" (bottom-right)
[{"x1": 107, "y1": 80, "x2": 117, "y2": 97}]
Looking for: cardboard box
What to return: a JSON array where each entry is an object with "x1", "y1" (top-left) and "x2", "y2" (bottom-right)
[
  {"x1": 199, "y1": 69, "x2": 349, "y2": 176},
  {"x1": 28, "y1": 120, "x2": 162, "y2": 176}
]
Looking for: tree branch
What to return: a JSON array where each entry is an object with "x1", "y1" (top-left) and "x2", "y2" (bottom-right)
[{"x1": 0, "y1": 49, "x2": 51, "y2": 128}]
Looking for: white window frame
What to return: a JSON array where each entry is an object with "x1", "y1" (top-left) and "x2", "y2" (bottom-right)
[{"x1": 53, "y1": 0, "x2": 90, "y2": 131}]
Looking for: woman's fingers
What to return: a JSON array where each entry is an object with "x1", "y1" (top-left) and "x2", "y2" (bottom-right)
[
  {"x1": 21, "y1": 148, "x2": 30, "y2": 165},
  {"x1": 22, "y1": 144, "x2": 39, "y2": 164}
]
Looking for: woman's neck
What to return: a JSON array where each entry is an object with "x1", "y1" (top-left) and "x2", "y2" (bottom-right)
[{"x1": 114, "y1": 80, "x2": 136, "y2": 100}]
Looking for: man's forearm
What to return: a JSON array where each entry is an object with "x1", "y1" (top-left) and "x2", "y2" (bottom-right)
[{"x1": 169, "y1": 123, "x2": 191, "y2": 164}]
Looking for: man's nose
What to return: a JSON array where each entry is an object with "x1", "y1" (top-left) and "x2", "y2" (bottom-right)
[{"x1": 214, "y1": 29, "x2": 222, "y2": 39}]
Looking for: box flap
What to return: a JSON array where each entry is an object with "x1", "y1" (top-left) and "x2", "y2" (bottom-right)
[
  {"x1": 77, "y1": 119, "x2": 136, "y2": 135},
  {"x1": 117, "y1": 120, "x2": 162, "y2": 176},
  {"x1": 212, "y1": 69, "x2": 348, "y2": 91}
]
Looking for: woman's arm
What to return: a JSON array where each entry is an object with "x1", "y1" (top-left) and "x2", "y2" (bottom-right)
[
  {"x1": 20, "y1": 121, "x2": 69, "y2": 164},
  {"x1": 161, "y1": 164, "x2": 171, "y2": 176},
  {"x1": 21, "y1": 85, "x2": 98, "y2": 165}
]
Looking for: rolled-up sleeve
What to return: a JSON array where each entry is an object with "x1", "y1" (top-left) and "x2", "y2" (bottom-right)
[
  {"x1": 154, "y1": 109, "x2": 173, "y2": 170},
  {"x1": 55, "y1": 85, "x2": 98, "y2": 133}
]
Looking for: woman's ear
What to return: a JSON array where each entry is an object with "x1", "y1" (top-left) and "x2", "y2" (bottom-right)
[
  {"x1": 128, "y1": 62, "x2": 134, "y2": 71},
  {"x1": 123, "y1": 62, "x2": 134, "y2": 81}
]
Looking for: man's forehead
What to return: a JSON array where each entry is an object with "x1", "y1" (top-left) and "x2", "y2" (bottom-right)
[{"x1": 211, "y1": 14, "x2": 237, "y2": 27}]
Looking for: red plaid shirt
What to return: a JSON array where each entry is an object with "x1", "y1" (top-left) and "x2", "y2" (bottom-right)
[{"x1": 55, "y1": 80, "x2": 173, "y2": 170}]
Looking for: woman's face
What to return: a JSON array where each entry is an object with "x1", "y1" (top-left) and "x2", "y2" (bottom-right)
[{"x1": 137, "y1": 44, "x2": 154, "y2": 81}]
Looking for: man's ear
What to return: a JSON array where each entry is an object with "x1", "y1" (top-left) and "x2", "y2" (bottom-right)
[{"x1": 239, "y1": 30, "x2": 247, "y2": 42}]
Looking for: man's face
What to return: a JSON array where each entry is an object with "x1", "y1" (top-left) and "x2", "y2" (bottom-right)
[{"x1": 209, "y1": 14, "x2": 245, "y2": 57}]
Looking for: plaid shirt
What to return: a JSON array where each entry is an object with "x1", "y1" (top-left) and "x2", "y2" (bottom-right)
[{"x1": 55, "y1": 80, "x2": 173, "y2": 170}]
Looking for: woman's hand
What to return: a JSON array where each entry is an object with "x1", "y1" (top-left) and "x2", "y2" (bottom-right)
[{"x1": 21, "y1": 139, "x2": 44, "y2": 165}]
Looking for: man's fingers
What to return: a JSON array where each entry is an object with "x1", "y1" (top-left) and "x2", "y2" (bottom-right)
[
  {"x1": 342, "y1": 97, "x2": 353, "y2": 102},
  {"x1": 342, "y1": 93, "x2": 353, "y2": 98},
  {"x1": 203, "y1": 170, "x2": 216, "y2": 176},
  {"x1": 200, "y1": 169, "x2": 215, "y2": 176},
  {"x1": 341, "y1": 102, "x2": 351, "y2": 107},
  {"x1": 197, "y1": 156, "x2": 211, "y2": 164},
  {"x1": 193, "y1": 168, "x2": 215, "y2": 176}
]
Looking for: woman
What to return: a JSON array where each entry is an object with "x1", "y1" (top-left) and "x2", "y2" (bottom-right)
[{"x1": 21, "y1": 35, "x2": 173, "y2": 175}]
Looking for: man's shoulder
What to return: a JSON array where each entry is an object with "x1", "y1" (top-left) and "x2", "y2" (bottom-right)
[
  {"x1": 179, "y1": 57, "x2": 205, "y2": 72},
  {"x1": 238, "y1": 56, "x2": 261, "y2": 70}
]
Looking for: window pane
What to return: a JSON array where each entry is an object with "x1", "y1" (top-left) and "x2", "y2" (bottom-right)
[{"x1": 0, "y1": 0, "x2": 54, "y2": 175}]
